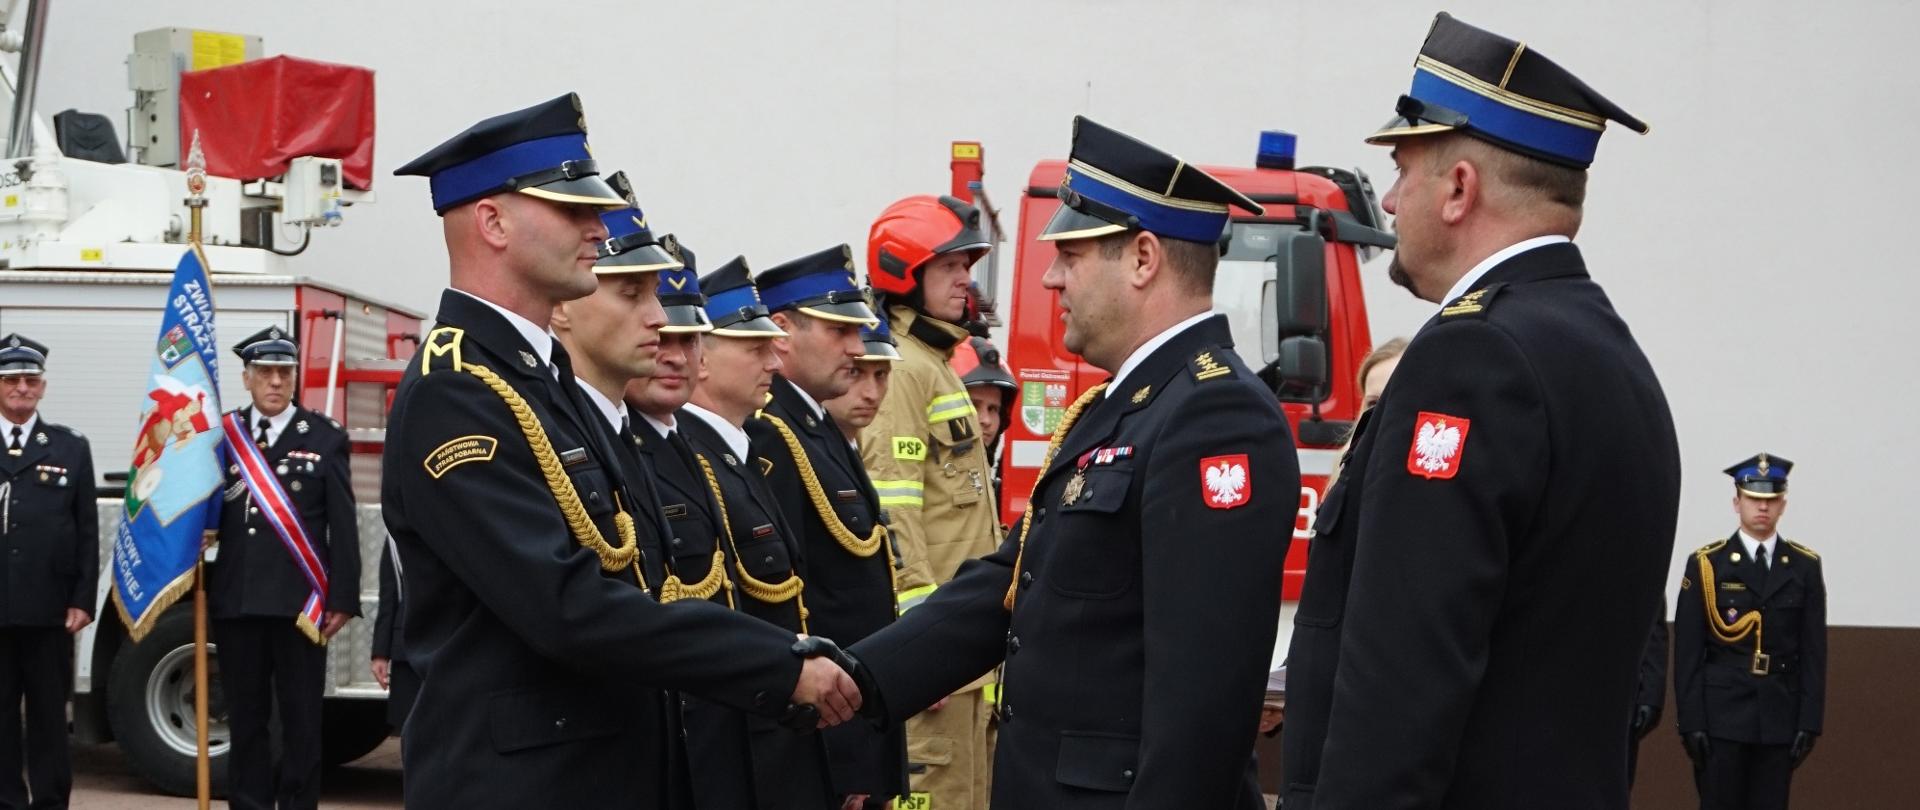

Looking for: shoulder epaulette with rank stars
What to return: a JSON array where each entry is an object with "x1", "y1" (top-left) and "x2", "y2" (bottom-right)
[
  {"x1": 1784, "y1": 539, "x2": 1820, "y2": 560},
  {"x1": 1440, "y1": 283, "x2": 1506, "y2": 319},
  {"x1": 1696, "y1": 538, "x2": 1730, "y2": 555},
  {"x1": 420, "y1": 326, "x2": 466, "y2": 375},
  {"x1": 1189, "y1": 349, "x2": 1236, "y2": 382}
]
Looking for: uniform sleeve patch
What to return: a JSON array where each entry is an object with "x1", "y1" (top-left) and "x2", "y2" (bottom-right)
[
  {"x1": 1201, "y1": 454, "x2": 1251, "y2": 509},
  {"x1": 892, "y1": 436, "x2": 928, "y2": 461},
  {"x1": 424, "y1": 435, "x2": 497, "y2": 479},
  {"x1": 1407, "y1": 412, "x2": 1471, "y2": 480}
]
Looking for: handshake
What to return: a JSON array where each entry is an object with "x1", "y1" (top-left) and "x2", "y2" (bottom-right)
[{"x1": 785, "y1": 636, "x2": 882, "y2": 729}]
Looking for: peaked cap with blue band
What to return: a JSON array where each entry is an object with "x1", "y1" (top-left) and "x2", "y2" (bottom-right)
[
  {"x1": 756, "y1": 245, "x2": 880, "y2": 326},
  {"x1": 394, "y1": 93, "x2": 627, "y2": 213},
  {"x1": 1725, "y1": 452, "x2": 1793, "y2": 499},
  {"x1": 0, "y1": 333, "x2": 48, "y2": 376},
  {"x1": 858, "y1": 317, "x2": 902, "y2": 362},
  {"x1": 1367, "y1": 12, "x2": 1648, "y2": 169},
  {"x1": 700, "y1": 257, "x2": 786, "y2": 338},
  {"x1": 1041, "y1": 116, "x2": 1263, "y2": 244},
  {"x1": 594, "y1": 171, "x2": 683, "y2": 275},
  {"x1": 655, "y1": 234, "x2": 714, "y2": 333},
  {"x1": 233, "y1": 325, "x2": 298, "y2": 367}
]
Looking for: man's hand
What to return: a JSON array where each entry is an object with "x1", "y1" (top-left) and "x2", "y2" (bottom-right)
[
  {"x1": 65, "y1": 608, "x2": 92, "y2": 634},
  {"x1": 1790, "y1": 731, "x2": 1818, "y2": 767},
  {"x1": 1629, "y1": 704, "x2": 1659, "y2": 738},
  {"x1": 1258, "y1": 703, "x2": 1285, "y2": 736},
  {"x1": 793, "y1": 656, "x2": 861, "y2": 727},
  {"x1": 320, "y1": 611, "x2": 352, "y2": 640},
  {"x1": 1682, "y1": 731, "x2": 1712, "y2": 770},
  {"x1": 371, "y1": 657, "x2": 391, "y2": 690}
]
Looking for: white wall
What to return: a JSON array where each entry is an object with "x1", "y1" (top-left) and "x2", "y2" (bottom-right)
[{"x1": 29, "y1": 0, "x2": 1920, "y2": 625}]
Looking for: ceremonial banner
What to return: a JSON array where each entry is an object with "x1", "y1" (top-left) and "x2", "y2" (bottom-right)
[{"x1": 112, "y1": 247, "x2": 224, "y2": 641}]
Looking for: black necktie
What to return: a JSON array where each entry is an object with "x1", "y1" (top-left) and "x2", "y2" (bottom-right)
[
  {"x1": 6, "y1": 425, "x2": 20, "y2": 454},
  {"x1": 256, "y1": 416, "x2": 271, "y2": 449},
  {"x1": 1756, "y1": 544, "x2": 1770, "y2": 574}
]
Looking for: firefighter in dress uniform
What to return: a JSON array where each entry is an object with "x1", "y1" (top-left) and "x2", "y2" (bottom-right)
[
  {"x1": 841, "y1": 116, "x2": 1300, "y2": 808},
  {"x1": 0, "y1": 334, "x2": 96, "y2": 810},
  {"x1": 748, "y1": 247, "x2": 909, "y2": 808},
  {"x1": 206, "y1": 326, "x2": 359, "y2": 810},
  {"x1": 382, "y1": 93, "x2": 859, "y2": 810},
  {"x1": 1279, "y1": 12, "x2": 1681, "y2": 808},
  {"x1": 671, "y1": 257, "x2": 838, "y2": 809},
  {"x1": 1675, "y1": 454, "x2": 1826, "y2": 810},
  {"x1": 857, "y1": 194, "x2": 1003, "y2": 810}
]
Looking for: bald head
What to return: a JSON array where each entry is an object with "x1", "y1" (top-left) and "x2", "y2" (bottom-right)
[{"x1": 441, "y1": 193, "x2": 611, "y2": 325}]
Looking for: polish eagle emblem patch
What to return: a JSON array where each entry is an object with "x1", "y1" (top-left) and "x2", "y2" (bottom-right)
[
  {"x1": 1407, "y1": 412, "x2": 1470, "y2": 480},
  {"x1": 1201, "y1": 454, "x2": 1251, "y2": 509}
]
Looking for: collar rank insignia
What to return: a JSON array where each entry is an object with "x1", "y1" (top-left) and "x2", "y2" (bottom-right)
[
  {"x1": 1441, "y1": 283, "x2": 1506, "y2": 318},
  {"x1": 1131, "y1": 385, "x2": 1152, "y2": 404},
  {"x1": 804, "y1": 415, "x2": 818, "y2": 429},
  {"x1": 723, "y1": 453, "x2": 738, "y2": 467},
  {"x1": 1190, "y1": 351, "x2": 1233, "y2": 382},
  {"x1": 295, "y1": 420, "x2": 309, "y2": 434},
  {"x1": 35, "y1": 432, "x2": 48, "y2": 445},
  {"x1": 520, "y1": 350, "x2": 538, "y2": 369}
]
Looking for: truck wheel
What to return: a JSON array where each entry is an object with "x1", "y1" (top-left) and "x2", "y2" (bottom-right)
[
  {"x1": 106, "y1": 608, "x2": 230, "y2": 798},
  {"x1": 321, "y1": 698, "x2": 392, "y2": 767}
]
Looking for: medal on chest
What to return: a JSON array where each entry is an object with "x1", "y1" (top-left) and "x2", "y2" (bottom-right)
[{"x1": 1061, "y1": 469, "x2": 1087, "y2": 506}]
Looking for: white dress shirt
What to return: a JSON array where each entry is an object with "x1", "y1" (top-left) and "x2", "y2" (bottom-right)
[
  {"x1": 574, "y1": 378, "x2": 628, "y2": 432},
  {"x1": 642, "y1": 412, "x2": 676, "y2": 437},
  {"x1": 2, "y1": 411, "x2": 38, "y2": 450},
  {"x1": 1436, "y1": 235, "x2": 1572, "y2": 308},
  {"x1": 1110, "y1": 311, "x2": 1215, "y2": 393},
  {"x1": 247, "y1": 404, "x2": 295, "y2": 447},
  {"x1": 452, "y1": 289, "x2": 557, "y2": 377},
  {"x1": 1739, "y1": 530, "x2": 1779, "y2": 568},
  {"x1": 683, "y1": 404, "x2": 750, "y2": 461}
]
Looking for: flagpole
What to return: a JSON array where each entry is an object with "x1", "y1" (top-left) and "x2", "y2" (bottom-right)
[{"x1": 185, "y1": 129, "x2": 212, "y2": 810}]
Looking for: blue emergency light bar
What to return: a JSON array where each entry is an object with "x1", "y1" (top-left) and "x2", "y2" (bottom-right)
[{"x1": 1256, "y1": 130, "x2": 1297, "y2": 170}]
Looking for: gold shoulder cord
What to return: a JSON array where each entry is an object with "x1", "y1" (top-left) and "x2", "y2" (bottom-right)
[
  {"x1": 756, "y1": 411, "x2": 892, "y2": 566},
  {"x1": 695, "y1": 453, "x2": 808, "y2": 632},
  {"x1": 1696, "y1": 544, "x2": 1769, "y2": 675},
  {"x1": 424, "y1": 328, "x2": 644, "y2": 586},
  {"x1": 1003, "y1": 383, "x2": 1108, "y2": 611},
  {"x1": 658, "y1": 550, "x2": 732, "y2": 607}
]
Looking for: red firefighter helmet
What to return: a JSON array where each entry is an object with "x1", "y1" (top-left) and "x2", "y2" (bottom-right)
[
  {"x1": 867, "y1": 195, "x2": 991, "y2": 297},
  {"x1": 950, "y1": 336, "x2": 1017, "y2": 416}
]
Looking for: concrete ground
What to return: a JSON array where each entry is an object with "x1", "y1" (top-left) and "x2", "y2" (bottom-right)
[{"x1": 68, "y1": 738, "x2": 402, "y2": 809}]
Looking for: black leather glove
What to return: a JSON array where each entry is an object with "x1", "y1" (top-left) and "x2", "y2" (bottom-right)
[
  {"x1": 1629, "y1": 704, "x2": 1660, "y2": 738},
  {"x1": 1682, "y1": 731, "x2": 1711, "y2": 769},
  {"x1": 790, "y1": 636, "x2": 887, "y2": 723},
  {"x1": 1790, "y1": 731, "x2": 1817, "y2": 767}
]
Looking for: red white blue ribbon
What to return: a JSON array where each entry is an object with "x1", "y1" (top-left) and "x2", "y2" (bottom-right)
[{"x1": 221, "y1": 411, "x2": 329, "y2": 639}]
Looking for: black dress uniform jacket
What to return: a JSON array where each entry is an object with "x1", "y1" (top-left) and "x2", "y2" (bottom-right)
[
  {"x1": 382, "y1": 290, "x2": 804, "y2": 810},
  {"x1": 852, "y1": 315, "x2": 1298, "y2": 809},
  {"x1": 1674, "y1": 534, "x2": 1827, "y2": 744},
  {"x1": 748, "y1": 376, "x2": 908, "y2": 798},
  {"x1": 0, "y1": 418, "x2": 96, "y2": 625},
  {"x1": 206, "y1": 405, "x2": 359, "y2": 619},
  {"x1": 1281, "y1": 242, "x2": 1681, "y2": 810},
  {"x1": 677, "y1": 412, "x2": 836, "y2": 810}
]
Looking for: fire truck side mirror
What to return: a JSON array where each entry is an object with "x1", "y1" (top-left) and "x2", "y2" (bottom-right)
[
  {"x1": 1274, "y1": 335, "x2": 1328, "y2": 403},
  {"x1": 1267, "y1": 229, "x2": 1329, "y2": 402},
  {"x1": 1271, "y1": 230, "x2": 1327, "y2": 337}
]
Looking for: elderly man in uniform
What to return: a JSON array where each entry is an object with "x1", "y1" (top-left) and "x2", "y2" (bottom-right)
[
  {"x1": 1280, "y1": 13, "x2": 1680, "y2": 809},
  {"x1": 671, "y1": 257, "x2": 837, "y2": 809},
  {"x1": 1675, "y1": 454, "x2": 1826, "y2": 810},
  {"x1": 0, "y1": 335, "x2": 95, "y2": 810},
  {"x1": 207, "y1": 325, "x2": 359, "y2": 810},
  {"x1": 841, "y1": 116, "x2": 1299, "y2": 809},
  {"x1": 749, "y1": 249, "x2": 909, "y2": 809},
  {"x1": 384, "y1": 93, "x2": 860, "y2": 810}
]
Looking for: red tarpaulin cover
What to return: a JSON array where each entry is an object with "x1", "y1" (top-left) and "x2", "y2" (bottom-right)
[{"x1": 179, "y1": 55, "x2": 376, "y2": 189}]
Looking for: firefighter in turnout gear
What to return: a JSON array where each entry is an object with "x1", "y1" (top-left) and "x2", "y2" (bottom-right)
[
  {"x1": 1675, "y1": 454, "x2": 1827, "y2": 810},
  {"x1": 860, "y1": 193, "x2": 1000, "y2": 810}
]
